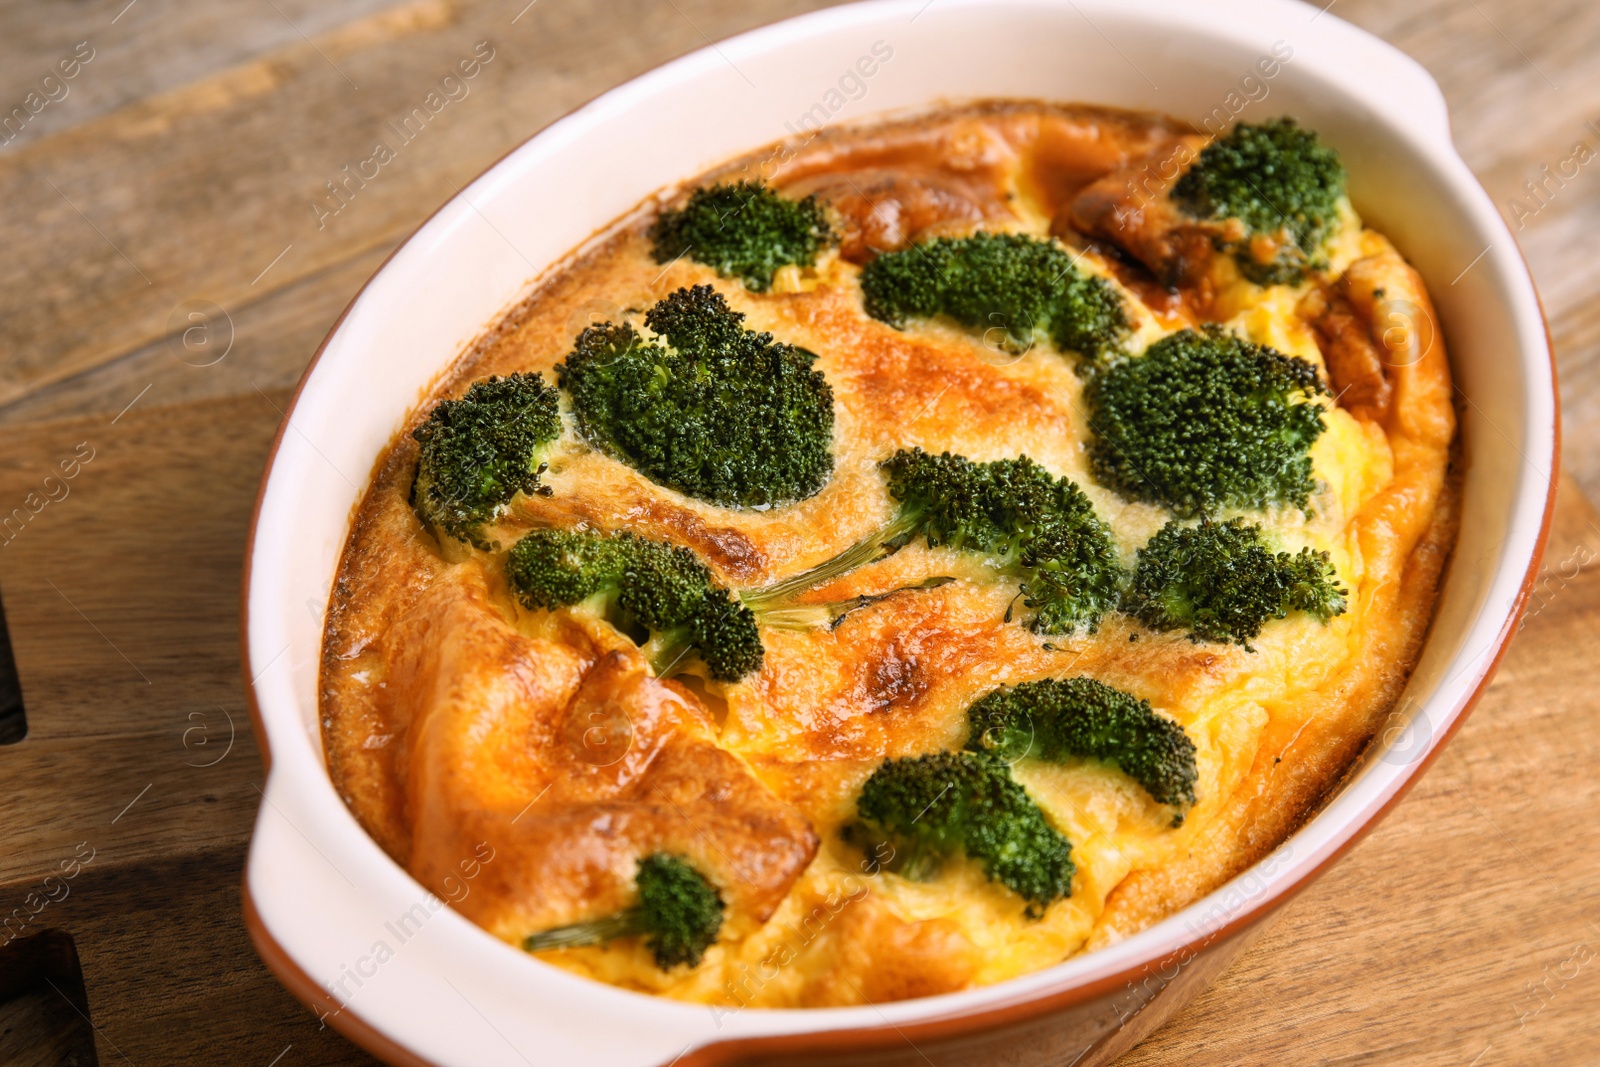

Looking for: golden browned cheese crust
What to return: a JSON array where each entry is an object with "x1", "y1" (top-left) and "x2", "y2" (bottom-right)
[{"x1": 319, "y1": 102, "x2": 1458, "y2": 1007}]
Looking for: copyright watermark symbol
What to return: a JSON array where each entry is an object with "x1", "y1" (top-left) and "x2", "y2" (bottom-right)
[
  {"x1": 182, "y1": 707, "x2": 235, "y2": 768},
  {"x1": 1377, "y1": 697, "x2": 1433, "y2": 767},
  {"x1": 1372, "y1": 297, "x2": 1435, "y2": 368},
  {"x1": 979, "y1": 310, "x2": 1036, "y2": 366},
  {"x1": 565, "y1": 700, "x2": 631, "y2": 766},
  {"x1": 166, "y1": 299, "x2": 234, "y2": 367},
  {"x1": 565, "y1": 297, "x2": 627, "y2": 338}
]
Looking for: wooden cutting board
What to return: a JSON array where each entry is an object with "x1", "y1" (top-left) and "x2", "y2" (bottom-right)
[{"x1": 0, "y1": 393, "x2": 1594, "y2": 1066}]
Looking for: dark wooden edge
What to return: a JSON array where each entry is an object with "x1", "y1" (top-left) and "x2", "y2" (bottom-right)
[{"x1": 0, "y1": 928, "x2": 92, "y2": 1012}]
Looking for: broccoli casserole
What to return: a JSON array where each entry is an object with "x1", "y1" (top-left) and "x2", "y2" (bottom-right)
[{"x1": 319, "y1": 102, "x2": 1458, "y2": 1008}]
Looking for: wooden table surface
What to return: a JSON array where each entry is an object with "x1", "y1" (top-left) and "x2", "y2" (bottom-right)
[{"x1": 0, "y1": 1, "x2": 1596, "y2": 1064}]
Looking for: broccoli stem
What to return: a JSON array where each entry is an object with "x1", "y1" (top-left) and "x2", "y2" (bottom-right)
[
  {"x1": 523, "y1": 909, "x2": 644, "y2": 954},
  {"x1": 739, "y1": 508, "x2": 927, "y2": 610},
  {"x1": 509, "y1": 445, "x2": 1119, "y2": 684},
  {"x1": 644, "y1": 628, "x2": 702, "y2": 680},
  {"x1": 643, "y1": 569, "x2": 950, "y2": 677},
  {"x1": 751, "y1": 577, "x2": 956, "y2": 632},
  {"x1": 895, "y1": 838, "x2": 945, "y2": 883},
  {"x1": 523, "y1": 853, "x2": 724, "y2": 969},
  {"x1": 516, "y1": 501, "x2": 950, "y2": 680}
]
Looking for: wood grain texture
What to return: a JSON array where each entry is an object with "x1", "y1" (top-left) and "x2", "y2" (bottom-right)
[
  {"x1": 0, "y1": 0, "x2": 1595, "y2": 1063},
  {"x1": 0, "y1": 392, "x2": 286, "y2": 886},
  {"x1": 0, "y1": 0, "x2": 405, "y2": 153},
  {"x1": 0, "y1": 0, "x2": 853, "y2": 407}
]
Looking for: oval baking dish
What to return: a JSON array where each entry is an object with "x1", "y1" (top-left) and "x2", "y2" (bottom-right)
[{"x1": 240, "y1": 1, "x2": 1557, "y2": 1064}]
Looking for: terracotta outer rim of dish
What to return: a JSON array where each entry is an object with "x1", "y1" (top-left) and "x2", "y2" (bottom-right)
[{"x1": 235, "y1": 2, "x2": 1562, "y2": 1063}]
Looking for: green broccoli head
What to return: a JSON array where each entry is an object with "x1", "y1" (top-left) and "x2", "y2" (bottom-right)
[
  {"x1": 1171, "y1": 117, "x2": 1347, "y2": 286},
  {"x1": 880, "y1": 449, "x2": 1121, "y2": 634},
  {"x1": 506, "y1": 528, "x2": 762, "y2": 681},
  {"x1": 557, "y1": 285, "x2": 835, "y2": 509},
  {"x1": 524, "y1": 853, "x2": 724, "y2": 970},
  {"x1": 631, "y1": 853, "x2": 726, "y2": 969},
  {"x1": 859, "y1": 232, "x2": 1129, "y2": 362},
  {"x1": 1126, "y1": 518, "x2": 1348, "y2": 651},
  {"x1": 965, "y1": 678, "x2": 1198, "y2": 815},
  {"x1": 848, "y1": 751, "x2": 1074, "y2": 915},
  {"x1": 681, "y1": 583, "x2": 767, "y2": 683},
  {"x1": 410, "y1": 372, "x2": 562, "y2": 549},
  {"x1": 1085, "y1": 326, "x2": 1330, "y2": 517},
  {"x1": 649, "y1": 181, "x2": 834, "y2": 292},
  {"x1": 1015, "y1": 503, "x2": 1124, "y2": 637}
]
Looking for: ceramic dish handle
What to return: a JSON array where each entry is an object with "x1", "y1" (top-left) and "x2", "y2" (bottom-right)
[{"x1": 1239, "y1": 0, "x2": 1456, "y2": 148}]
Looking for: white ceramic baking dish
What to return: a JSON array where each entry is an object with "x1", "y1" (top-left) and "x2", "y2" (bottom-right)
[{"x1": 240, "y1": 1, "x2": 1557, "y2": 1063}]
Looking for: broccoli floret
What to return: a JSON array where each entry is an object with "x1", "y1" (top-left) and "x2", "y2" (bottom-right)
[
  {"x1": 741, "y1": 449, "x2": 1119, "y2": 635},
  {"x1": 748, "y1": 448, "x2": 1119, "y2": 635},
  {"x1": 890, "y1": 449, "x2": 1123, "y2": 634},
  {"x1": 507, "y1": 528, "x2": 762, "y2": 681},
  {"x1": 1171, "y1": 118, "x2": 1347, "y2": 286},
  {"x1": 1126, "y1": 518, "x2": 1348, "y2": 651},
  {"x1": 557, "y1": 285, "x2": 835, "y2": 508},
  {"x1": 409, "y1": 373, "x2": 562, "y2": 549},
  {"x1": 1085, "y1": 327, "x2": 1329, "y2": 517},
  {"x1": 846, "y1": 752, "x2": 1073, "y2": 915},
  {"x1": 506, "y1": 526, "x2": 934, "y2": 681},
  {"x1": 649, "y1": 181, "x2": 834, "y2": 292},
  {"x1": 524, "y1": 853, "x2": 724, "y2": 969},
  {"x1": 965, "y1": 678, "x2": 1198, "y2": 816},
  {"x1": 860, "y1": 232, "x2": 1128, "y2": 362}
]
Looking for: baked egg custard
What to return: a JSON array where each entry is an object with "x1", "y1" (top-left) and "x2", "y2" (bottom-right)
[{"x1": 320, "y1": 102, "x2": 1458, "y2": 1007}]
